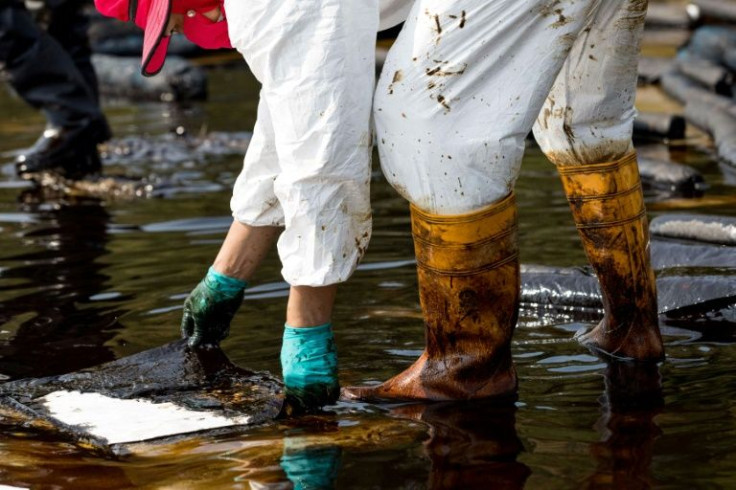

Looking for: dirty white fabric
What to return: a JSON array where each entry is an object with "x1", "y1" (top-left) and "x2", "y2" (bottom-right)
[
  {"x1": 379, "y1": 0, "x2": 413, "y2": 31},
  {"x1": 376, "y1": 0, "x2": 646, "y2": 214},
  {"x1": 225, "y1": 0, "x2": 379, "y2": 286}
]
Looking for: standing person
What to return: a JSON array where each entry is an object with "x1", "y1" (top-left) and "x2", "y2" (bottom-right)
[
  {"x1": 344, "y1": 0, "x2": 665, "y2": 402},
  {"x1": 0, "y1": 0, "x2": 111, "y2": 179},
  {"x1": 94, "y1": 0, "x2": 411, "y2": 411}
]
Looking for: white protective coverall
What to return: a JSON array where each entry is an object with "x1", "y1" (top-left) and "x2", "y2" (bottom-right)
[
  {"x1": 224, "y1": 0, "x2": 643, "y2": 286},
  {"x1": 376, "y1": 0, "x2": 646, "y2": 214},
  {"x1": 225, "y1": 0, "x2": 411, "y2": 287}
]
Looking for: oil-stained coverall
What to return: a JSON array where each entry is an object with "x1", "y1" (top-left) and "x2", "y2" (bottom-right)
[{"x1": 345, "y1": 0, "x2": 664, "y2": 402}]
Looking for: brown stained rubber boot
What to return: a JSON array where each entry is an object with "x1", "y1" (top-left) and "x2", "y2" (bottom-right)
[
  {"x1": 558, "y1": 153, "x2": 664, "y2": 361},
  {"x1": 342, "y1": 193, "x2": 520, "y2": 402}
]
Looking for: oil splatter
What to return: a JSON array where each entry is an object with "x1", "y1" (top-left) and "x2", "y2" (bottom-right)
[
  {"x1": 424, "y1": 9, "x2": 443, "y2": 44},
  {"x1": 561, "y1": 106, "x2": 581, "y2": 162},
  {"x1": 434, "y1": 14, "x2": 442, "y2": 35},
  {"x1": 539, "y1": 0, "x2": 562, "y2": 17},
  {"x1": 387, "y1": 70, "x2": 403, "y2": 95},
  {"x1": 425, "y1": 63, "x2": 467, "y2": 77},
  {"x1": 615, "y1": 0, "x2": 648, "y2": 30},
  {"x1": 553, "y1": 10, "x2": 572, "y2": 28},
  {"x1": 557, "y1": 33, "x2": 577, "y2": 52},
  {"x1": 539, "y1": 94, "x2": 556, "y2": 130},
  {"x1": 437, "y1": 95, "x2": 451, "y2": 111}
]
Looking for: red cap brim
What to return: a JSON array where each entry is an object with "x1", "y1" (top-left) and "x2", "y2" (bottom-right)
[{"x1": 141, "y1": 0, "x2": 171, "y2": 76}]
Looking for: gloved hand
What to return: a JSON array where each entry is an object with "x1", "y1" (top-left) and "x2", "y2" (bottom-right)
[
  {"x1": 281, "y1": 323, "x2": 339, "y2": 414},
  {"x1": 180, "y1": 267, "x2": 247, "y2": 349}
]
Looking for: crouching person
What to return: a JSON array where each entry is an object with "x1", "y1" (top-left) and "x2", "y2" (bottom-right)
[{"x1": 95, "y1": 0, "x2": 385, "y2": 411}]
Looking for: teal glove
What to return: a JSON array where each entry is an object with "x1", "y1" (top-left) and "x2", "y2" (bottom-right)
[
  {"x1": 180, "y1": 266, "x2": 247, "y2": 349},
  {"x1": 281, "y1": 323, "x2": 339, "y2": 413}
]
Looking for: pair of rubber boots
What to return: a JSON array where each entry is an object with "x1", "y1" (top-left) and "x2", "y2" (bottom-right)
[
  {"x1": 15, "y1": 117, "x2": 111, "y2": 181},
  {"x1": 343, "y1": 153, "x2": 664, "y2": 402}
]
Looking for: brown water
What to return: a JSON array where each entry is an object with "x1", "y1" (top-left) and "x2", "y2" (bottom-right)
[{"x1": 1, "y1": 39, "x2": 736, "y2": 490}]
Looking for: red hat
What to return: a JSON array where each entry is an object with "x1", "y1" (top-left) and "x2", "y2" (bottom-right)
[{"x1": 94, "y1": 0, "x2": 231, "y2": 77}]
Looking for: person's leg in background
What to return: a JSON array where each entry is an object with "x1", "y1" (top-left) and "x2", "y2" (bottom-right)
[
  {"x1": 46, "y1": 0, "x2": 106, "y2": 111},
  {"x1": 533, "y1": 0, "x2": 664, "y2": 361},
  {"x1": 344, "y1": 0, "x2": 622, "y2": 401},
  {"x1": 0, "y1": 0, "x2": 109, "y2": 179}
]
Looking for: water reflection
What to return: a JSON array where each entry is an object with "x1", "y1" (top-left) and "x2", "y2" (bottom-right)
[
  {"x1": 280, "y1": 439, "x2": 342, "y2": 490},
  {"x1": 391, "y1": 400, "x2": 531, "y2": 489},
  {"x1": 0, "y1": 190, "x2": 127, "y2": 379},
  {"x1": 584, "y1": 362, "x2": 663, "y2": 490},
  {"x1": 0, "y1": 432, "x2": 134, "y2": 490}
]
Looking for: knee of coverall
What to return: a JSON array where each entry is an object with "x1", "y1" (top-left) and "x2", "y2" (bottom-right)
[
  {"x1": 372, "y1": 9, "x2": 528, "y2": 217},
  {"x1": 532, "y1": 0, "x2": 646, "y2": 167},
  {"x1": 374, "y1": 101, "x2": 526, "y2": 216},
  {"x1": 532, "y1": 92, "x2": 636, "y2": 167}
]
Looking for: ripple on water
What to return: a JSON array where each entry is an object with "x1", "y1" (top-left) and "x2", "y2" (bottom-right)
[
  {"x1": 0, "y1": 213, "x2": 38, "y2": 224},
  {"x1": 141, "y1": 216, "x2": 232, "y2": 233}
]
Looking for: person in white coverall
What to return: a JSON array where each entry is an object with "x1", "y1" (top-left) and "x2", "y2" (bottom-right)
[
  {"x1": 93, "y1": 0, "x2": 410, "y2": 411},
  {"x1": 176, "y1": 0, "x2": 410, "y2": 412},
  {"x1": 343, "y1": 0, "x2": 665, "y2": 402}
]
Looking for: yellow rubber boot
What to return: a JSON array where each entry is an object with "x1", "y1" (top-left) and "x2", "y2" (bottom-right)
[
  {"x1": 342, "y1": 193, "x2": 520, "y2": 401},
  {"x1": 558, "y1": 153, "x2": 664, "y2": 361}
]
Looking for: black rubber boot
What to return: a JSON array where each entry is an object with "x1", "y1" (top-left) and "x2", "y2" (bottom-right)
[{"x1": 15, "y1": 121, "x2": 105, "y2": 179}]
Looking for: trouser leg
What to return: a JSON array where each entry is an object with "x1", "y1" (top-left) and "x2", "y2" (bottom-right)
[
  {"x1": 532, "y1": 0, "x2": 645, "y2": 165},
  {"x1": 533, "y1": 0, "x2": 663, "y2": 361},
  {"x1": 45, "y1": 0, "x2": 109, "y2": 142},
  {"x1": 0, "y1": 0, "x2": 103, "y2": 129},
  {"x1": 226, "y1": 0, "x2": 377, "y2": 287},
  {"x1": 47, "y1": 0, "x2": 100, "y2": 103},
  {"x1": 1, "y1": 0, "x2": 109, "y2": 178}
]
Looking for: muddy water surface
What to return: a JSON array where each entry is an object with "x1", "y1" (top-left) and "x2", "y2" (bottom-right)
[{"x1": 1, "y1": 47, "x2": 735, "y2": 490}]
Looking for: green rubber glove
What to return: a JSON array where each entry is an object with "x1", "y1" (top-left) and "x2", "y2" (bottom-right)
[{"x1": 180, "y1": 266, "x2": 247, "y2": 349}]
